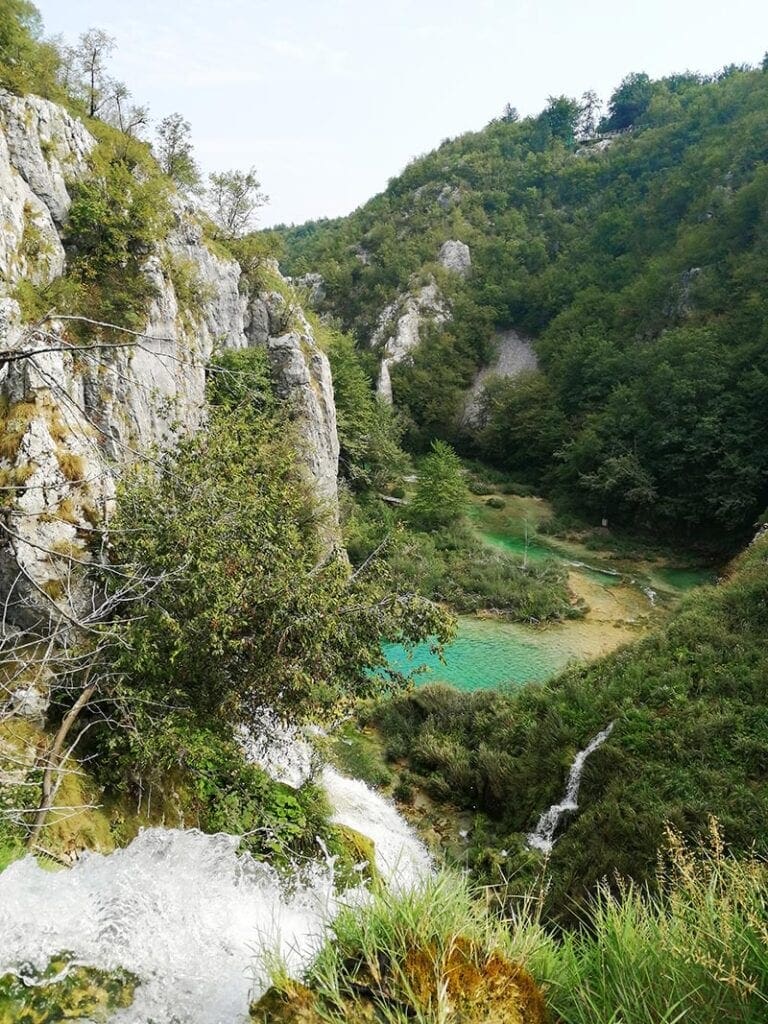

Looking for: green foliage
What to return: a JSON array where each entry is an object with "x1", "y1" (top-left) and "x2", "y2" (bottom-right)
[
  {"x1": 516, "y1": 827, "x2": 768, "y2": 1024},
  {"x1": 326, "y1": 328, "x2": 410, "y2": 489},
  {"x1": 539, "y1": 94, "x2": 583, "y2": 145},
  {"x1": 221, "y1": 231, "x2": 285, "y2": 291},
  {"x1": 371, "y1": 532, "x2": 768, "y2": 917},
  {"x1": 103, "y1": 352, "x2": 451, "y2": 731},
  {"x1": 601, "y1": 71, "x2": 654, "y2": 131},
  {"x1": 207, "y1": 345, "x2": 275, "y2": 411},
  {"x1": 277, "y1": 64, "x2": 768, "y2": 544},
  {"x1": 154, "y1": 112, "x2": 200, "y2": 189},
  {"x1": 343, "y1": 497, "x2": 572, "y2": 623},
  {"x1": 257, "y1": 870, "x2": 546, "y2": 1024},
  {"x1": 410, "y1": 440, "x2": 469, "y2": 530},
  {"x1": 0, "y1": 1, "x2": 63, "y2": 99},
  {"x1": 476, "y1": 371, "x2": 568, "y2": 482},
  {"x1": 23, "y1": 121, "x2": 173, "y2": 332},
  {"x1": 207, "y1": 166, "x2": 267, "y2": 237}
]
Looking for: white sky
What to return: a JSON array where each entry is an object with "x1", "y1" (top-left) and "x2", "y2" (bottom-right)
[{"x1": 34, "y1": 0, "x2": 768, "y2": 227}]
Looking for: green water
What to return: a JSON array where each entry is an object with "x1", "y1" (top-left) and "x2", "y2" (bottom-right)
[
  {"x1": 386, "y1": 523, "x2": 716, "y2": 693},
  {"x1": 481, "y1": 532, "x2": 623, "y2": 586},
  {"x1": 383, "y1": 617, "x2": 577, "y2": 691},
  {"x1": 653, "y1": 566, "x2": 716, "y2": 591}
]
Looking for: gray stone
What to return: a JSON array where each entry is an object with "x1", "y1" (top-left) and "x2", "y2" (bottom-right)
[
  {"x1": 0, "y1": 94, "x2": 342, "y2": 624},
  {"x1": 371, "y1": 282, "x2": 448, "y2": 403},
  {"x1": 461, "y1": 329, "x2": 539, "y2": 426},
  {"x1": 437, "y1": 239, "x2": 471, "y2": 278}
]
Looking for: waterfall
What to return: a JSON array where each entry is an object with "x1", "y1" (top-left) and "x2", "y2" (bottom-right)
[
  {"x1": 241, "y1": 713, "x2": 432, "y2": 893},
  {"x1": 0, "y1": 717, "x2": 431, "y2": 1023},
  {"x1": 527, "y1": 721, "x2": 615, "y2": 855}
]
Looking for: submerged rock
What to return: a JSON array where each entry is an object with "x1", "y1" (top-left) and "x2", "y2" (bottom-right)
[{"x1": 0, "y1": 955, "x2": 137, "y2": 1024}]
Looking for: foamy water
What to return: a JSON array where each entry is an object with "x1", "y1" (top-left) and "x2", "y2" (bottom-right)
[
  {"x1": 527, "y1": 722, "x2": 615, "y2": 854},
  {"x1": 0, "y1": 718, "x2": 431, "y2": 1023}
]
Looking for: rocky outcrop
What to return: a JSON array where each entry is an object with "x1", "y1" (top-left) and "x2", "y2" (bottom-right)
[
  {"x1": 287, "y1": 272, "x2": 325, "y2": 308},
  {"x1": 245, "y1": 290, "x2": 339, "y2": 532},
  {"x1": 370, "y1": 240, "x2": 470, "y2": 402},
  {"x1": 438, "y1": 239, "x2": 471, "y2": 278},
  {"x1": 0, "y1": 93, "x2": 340, "y2": 633},
  {"x1": 0, "y1": 90, "x2": 94, "y2": 227},
  {"x1": 461, "y1": 329, "x2": 538, "y2": 426},
  {"x1": 372, "y1": 282, "x2": 448, "y2": 403}
]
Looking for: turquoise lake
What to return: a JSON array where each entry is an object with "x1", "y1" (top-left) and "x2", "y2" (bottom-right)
[{"x1": 382, "y1": 616, "x2": 579, "y2": 692}]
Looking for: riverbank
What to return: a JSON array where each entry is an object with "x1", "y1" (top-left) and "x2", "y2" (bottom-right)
[{"x1": 380, "y1": 484, "x2": 716, "y2": 691}]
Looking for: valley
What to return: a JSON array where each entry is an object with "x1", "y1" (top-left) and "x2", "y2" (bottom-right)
[{"x1": 0, "y1": 4, "x2": 767, "y2": 1021}]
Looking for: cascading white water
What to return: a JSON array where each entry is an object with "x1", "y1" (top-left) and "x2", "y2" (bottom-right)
[
  {"x1": 0, "y1": 717, "x2": 431, "y2": 1023},
  {"x1": 241, "y1": 713, "x2": 432, "y2": 893},
  {"x1": 527, "y1": 721, "x2": 615, "y2": 855},
  {"x1": 323, "y1": 768, "x2": 432, "y2": 892},
  {"x1": 0, "y1": 829, "x2": 344, "y2": 1023}
]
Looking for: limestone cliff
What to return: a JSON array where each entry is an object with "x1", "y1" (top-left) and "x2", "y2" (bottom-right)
[
  {"x1": 0, "y1": 91, "x2": 340, "y2": 629},
  {"x1": 460, "y1": 328, "x2": 538, "y2": 426},
  {"x1": 371, "y1": 240, "x2": 470, "y2": 402}
]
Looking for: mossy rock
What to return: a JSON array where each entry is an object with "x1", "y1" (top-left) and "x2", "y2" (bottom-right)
[
  {"x1": 329, "y1": 824, "x2": 378, "y2": 889},
  {"x1": 339, "y1": 936, "x2": 546, "y2": 1023},
  {"x1": 260, "y1": 937, "x2": 546, "y2": 1024},
  {"x1": 251, "y1": 981, "x2": 322, "y2": 1023},
  {"x1": 485, "y1": 496, "x2": 506, "y2": 509},
  {"x1": 0, "y1": 955, "x2": 137, "y2": 1023}
]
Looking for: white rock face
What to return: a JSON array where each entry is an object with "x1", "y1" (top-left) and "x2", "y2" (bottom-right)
[
  {"x1": 0, "y1": 90, "x2": 94, "y2": 226},
  {"x1": 372, "y1": 282, "x2": 448, "y2": 403},
  {"x1": 0, "y1": 95, "x2": 341, "y2": 632},
  {"x1": 0, "y1": 100, "x2": 68, "y2": 293},
  {"x1": 437, "y1": 239, "x2": 471, "y2": 278},
  {"x1": 245, "y1": 292, "x2": 340, "y2": 536},
  {"x1": 461, "y1": 328, "x2": 539, "y2": 426}
]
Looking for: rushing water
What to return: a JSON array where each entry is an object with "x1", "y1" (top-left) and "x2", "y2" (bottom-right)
[
  {"x1": 527, "y1": 722, "x2": 615, "y2": 854},
  {"x1": 0, "y1": 721, "x2": 431, "y2": 1023}
]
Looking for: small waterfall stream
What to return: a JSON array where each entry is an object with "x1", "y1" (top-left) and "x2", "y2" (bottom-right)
[
  {"x1": 0, "y1": 718, "x2": 431, "y2": 1023},
  {"x1": 527, "y1": 721, "x2": 615, "y2": 855}
]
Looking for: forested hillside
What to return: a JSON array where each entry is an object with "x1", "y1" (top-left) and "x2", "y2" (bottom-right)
[{"x1": 277, "y1": 64, "x2": 768, "y2": 546}]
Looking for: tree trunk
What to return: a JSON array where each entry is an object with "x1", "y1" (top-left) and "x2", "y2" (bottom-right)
[{"x1": 26, "y1": 673, "x2": 97, "y2": 851}]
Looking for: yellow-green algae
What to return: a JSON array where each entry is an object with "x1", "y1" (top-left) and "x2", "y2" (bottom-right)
[{"x1": 0, "y1": 955, "x2": 137, "y2": 1023}]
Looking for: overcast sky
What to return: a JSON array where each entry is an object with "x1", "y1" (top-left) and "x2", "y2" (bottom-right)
[{"x1": 34, "y1": 0, "x2": 768, "y2": 227}]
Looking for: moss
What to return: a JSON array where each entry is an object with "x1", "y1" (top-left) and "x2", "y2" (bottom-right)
[
  {"x1": 0, "y1": 400, "x2": 37, "y2": 460},
  {"x1": 0, "y1": 463, "x2": 35, "y2": 507},
  {"x1": 55, "y1": 497, "x2": 79, "y2": 525},
  {"x1": 0, "y1": 957, "x2": 137, "y2": 1023},
  {"x1": 39, "y1": 578, "x2": 65, "y2": 600},
  {"x1": 49, "y1": 538, "x2": 85, "y2": 561},
  {"x1": 55, "y1": 451, "x2": 87, "y2": 483},
  {"x1": 258, "y1": 937, "x2": 546, "y2": 1024},
  {"x1": 330, "y1": 824, "x2": 378, "y2": 888},
  {"x1": 251, "y1": 982, "x2": 321, "y2": 1024}
]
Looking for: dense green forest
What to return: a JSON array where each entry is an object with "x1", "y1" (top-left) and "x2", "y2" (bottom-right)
[{"x1": 276, "y1": 63, "x2": 768, "y2": 547}]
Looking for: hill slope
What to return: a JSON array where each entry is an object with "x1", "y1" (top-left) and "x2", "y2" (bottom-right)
[{"x1": 277, "y1": 65, "x2": 768, "y2": 546}]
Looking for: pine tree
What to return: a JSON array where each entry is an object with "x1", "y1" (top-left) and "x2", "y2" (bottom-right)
[{"x1": 410, "y1": 441, "x2": 468, "y2": 530}]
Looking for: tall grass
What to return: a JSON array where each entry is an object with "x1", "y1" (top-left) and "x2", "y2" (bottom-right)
[
  {"x1": 259, "y1": 824, "x2": 768, "y2": 1023},
  {"x1": 511, "y1": 821, "x2": 768, "y2": 1023}
]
